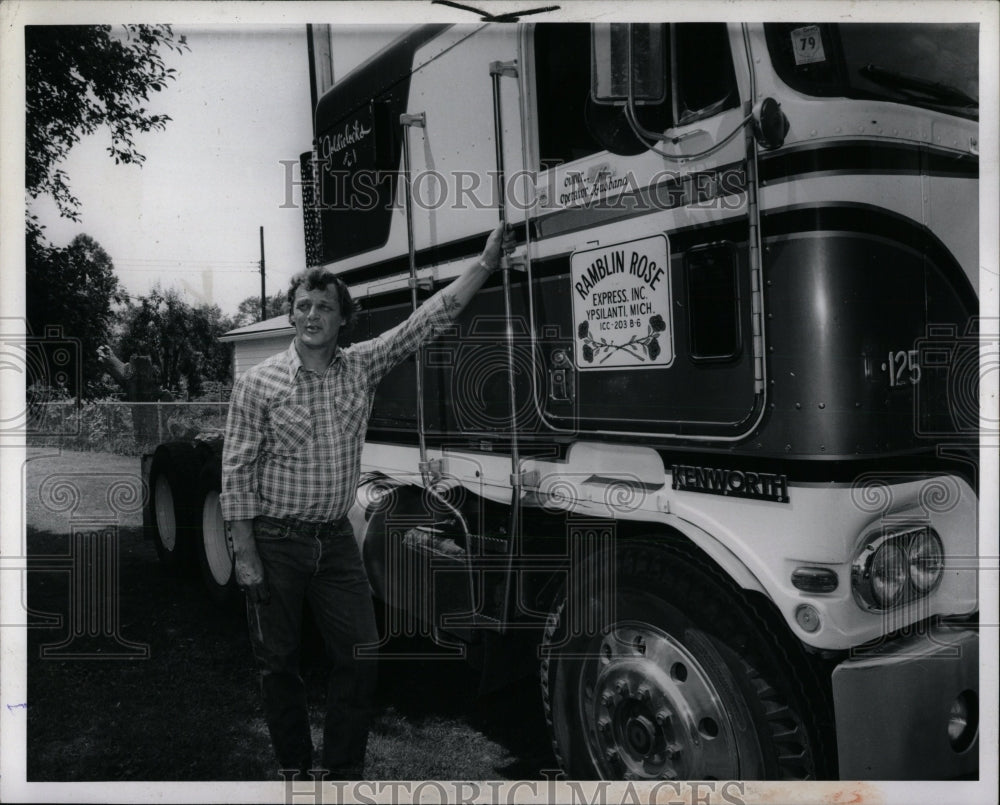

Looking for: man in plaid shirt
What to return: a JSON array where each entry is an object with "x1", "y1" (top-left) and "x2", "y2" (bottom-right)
[{"x1": 221, "y1": 224, "x2": 512, "y2": 780}]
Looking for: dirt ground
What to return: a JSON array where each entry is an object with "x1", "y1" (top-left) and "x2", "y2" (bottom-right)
[{"x1": 21, "y1": 448, "x2": 556, "y2": 781}]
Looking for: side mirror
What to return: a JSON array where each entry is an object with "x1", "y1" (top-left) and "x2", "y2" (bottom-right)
[
  {"x1": 591, "y1": 23, "x2": 666, "y2": 105},
  {"x1": 752, "y1": 97, "x2": 789, "y2": 150}
]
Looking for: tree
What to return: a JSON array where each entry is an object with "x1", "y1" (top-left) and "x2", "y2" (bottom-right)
[
  {"x1": 115, "y1": 286, "x2": 233, "y2": 398},
  {"x1": 25, "y1": 24, "x2": 189, "y2": 221},
  {"x1": 26, "y1": 232, "x2": 127, "y2": 396},
  {"x1": 186, "y1": 302, "x2": 236, "y2": 394},
  {"x1": 232, "y1": 292, "x2": 289, "y2": 329},
  {"x1": 96, "y1": 347, "x2": 172, "y2": 444},
  {"x1": 99, "y1": 290, "x2": 233, "y2": 442}
]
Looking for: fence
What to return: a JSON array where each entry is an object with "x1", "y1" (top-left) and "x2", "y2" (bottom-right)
[{"x1": 28, "y1": 401, "x2": 230, "y2": 456}]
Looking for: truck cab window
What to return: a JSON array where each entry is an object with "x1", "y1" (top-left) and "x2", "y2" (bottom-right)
[
  {"x1": 674, "y1": 23, "x2": 739, "y2": 125},
  {"x1": 535, "y1": 23, "x2": 602, "y2": 166},
  {"x1": 534, "y1": 23, "x2": 672, "y2": 163},
  {"x1": 686, "y1": 242, "x2": 741, "y2": 361},
  {"x1": 534, "y1": 24, "x2": 735, "y2": 165},
  {"x1": 765, "y1": 23, "x2": 978, "y2": 120}
]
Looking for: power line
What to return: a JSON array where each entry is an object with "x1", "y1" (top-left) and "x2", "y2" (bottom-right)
[
  {"x1": 115, "y1": 258, "x2": 258, "y2": 265},
  {"x1": 115, "y1": 266, "x2": 257, "y2": 273},
  {"x1": 114, "y1": 257, "x2": 257, "y2": 267}
]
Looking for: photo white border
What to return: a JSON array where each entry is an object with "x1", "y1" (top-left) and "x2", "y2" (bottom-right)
[{"x1": 2, "y1": 2, "x2": 997, "y2": 803}]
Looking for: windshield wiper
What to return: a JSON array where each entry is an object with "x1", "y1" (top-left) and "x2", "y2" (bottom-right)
[{"x1": 859, "y1": 63, "x2": 978, "y2": 109}]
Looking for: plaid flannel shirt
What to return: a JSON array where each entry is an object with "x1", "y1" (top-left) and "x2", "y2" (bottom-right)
[{"x1": 220, "y1": 293, "x2": 452, "y2": 523}]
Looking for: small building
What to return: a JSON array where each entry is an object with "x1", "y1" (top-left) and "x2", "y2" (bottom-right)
[{"x1": 219, "y1": 315, "x2": 293, "y2": 381}]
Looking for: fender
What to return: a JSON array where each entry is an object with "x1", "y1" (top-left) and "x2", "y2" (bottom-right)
[
  {"x1": 659, "y1": 513, "x2": 767, "y2": 595},
  {"x1": 348, "y1": 473, "x2": 412, "y2": 600}
]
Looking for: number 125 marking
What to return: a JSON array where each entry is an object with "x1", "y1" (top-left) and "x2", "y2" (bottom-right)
[{"x1": 887, "y1": 349, "x2": 921, "y2": 387}]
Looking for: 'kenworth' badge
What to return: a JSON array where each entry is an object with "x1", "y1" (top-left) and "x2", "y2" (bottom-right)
[{"x1": 671, "y1": 464, "x2": 789, "y2": 503}]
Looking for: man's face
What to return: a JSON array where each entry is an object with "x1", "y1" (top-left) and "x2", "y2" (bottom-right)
[{"x1": 290, "y1": 284, "x2": 343, "y2": 352}]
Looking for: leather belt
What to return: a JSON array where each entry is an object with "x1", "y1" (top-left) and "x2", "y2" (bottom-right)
[{"x1": 255, "y1": 514, "x2": 349, "y2": 538}]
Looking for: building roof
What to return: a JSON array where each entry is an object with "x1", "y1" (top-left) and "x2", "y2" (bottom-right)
[{"x1": 220, "y1": 314, "x2": 293, "y2": 343}]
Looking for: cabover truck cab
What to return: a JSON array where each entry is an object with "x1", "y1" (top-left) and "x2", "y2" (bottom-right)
[{"x1": 143, "y1": 22, "x2": 981, "y2": 781}]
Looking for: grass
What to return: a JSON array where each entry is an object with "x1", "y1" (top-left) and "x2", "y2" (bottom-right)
[{"x1": 23, "y1": 449, "x2": 555, "y2": 781}]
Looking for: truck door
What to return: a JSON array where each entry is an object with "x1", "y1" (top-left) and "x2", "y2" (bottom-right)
[{"x1": 525, "y1": 23, "x2": 761, "y2": 439}]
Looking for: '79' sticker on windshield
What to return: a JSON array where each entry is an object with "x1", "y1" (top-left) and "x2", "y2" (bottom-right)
[
  {"x1": 570, "y1": 234, "x2": 673, "y2": 371},
  {"x1": 791, "y1": 25, "x2": 826, "y2": 65}
]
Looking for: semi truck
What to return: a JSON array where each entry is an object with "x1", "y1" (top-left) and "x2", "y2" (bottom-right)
[{"x1": 142, "y1": 21, "x2": 981, "y2": 780}]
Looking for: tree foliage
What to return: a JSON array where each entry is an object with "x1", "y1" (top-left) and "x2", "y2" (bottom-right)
[
  {"x1": 25, "y1": 24, "x2": 189, "y2": 221},
  {"x1": 115, "y1": 286, "x2": 233, "y2": 398},
  {"x1": 232, "y1": 292, "x2": 289, "y2": 329},
  {"x1": 26, "y1": 231, "x2": 127, "y2": 396}
]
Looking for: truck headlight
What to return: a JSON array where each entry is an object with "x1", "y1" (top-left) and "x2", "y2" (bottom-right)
[
  {"x1": 907, "y1": 528, "x2": 945, "y2": 594},
  {"x1": 869, "y1": 541, "x2": 907, "y2": 607},
  {"x1": 852, "y1": 527, "x2": 944, "y2": 611}
]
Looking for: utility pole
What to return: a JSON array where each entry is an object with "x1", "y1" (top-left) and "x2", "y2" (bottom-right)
[{"x1": 259, "y1": 226, "x2": 266, "y2": 321}]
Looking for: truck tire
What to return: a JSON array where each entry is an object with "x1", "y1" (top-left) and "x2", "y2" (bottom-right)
[
  {"x1": 148, "y1": 446, "x2": 200, "y2": 569},
  {"x1": 540, "y1": 542, "x2": 829, "y2": 781},
  {"x1": 197, "y1": 481, "x2": 236, "y2": 604}
]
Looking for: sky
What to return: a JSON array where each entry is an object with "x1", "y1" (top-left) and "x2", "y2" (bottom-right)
[{"x1": 28, "y1": 23, "x2": 400, "y2": 319}]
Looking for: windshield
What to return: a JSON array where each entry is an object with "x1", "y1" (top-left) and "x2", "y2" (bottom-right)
[{"x1": 765, "y1": 23, "x2": 978, "y2": 120}]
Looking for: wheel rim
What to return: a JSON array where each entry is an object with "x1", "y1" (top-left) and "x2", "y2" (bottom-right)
[
  {"x1": 578, "y1": 620, "x2": 739, "y2": 780},
  {"x1": 153, "y1": 475, "x2": 177, "y2": 551},
  {"x1": 201, "y1": 490, "x2": 232, "y2": 586}
]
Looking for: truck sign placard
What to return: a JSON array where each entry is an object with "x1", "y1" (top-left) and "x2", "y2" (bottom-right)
[{"x1": 571, "y1": 234, "x2": 673, "y2": 370}]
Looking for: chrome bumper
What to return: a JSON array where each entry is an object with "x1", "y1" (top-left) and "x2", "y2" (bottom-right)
[{"x1": 832, "y1": 624, "x2": 978, "y2": 780}]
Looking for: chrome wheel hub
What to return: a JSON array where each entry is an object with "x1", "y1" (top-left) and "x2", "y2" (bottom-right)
[{"x1": 579, "y1": 621, "x2": 740, "y2": 780}]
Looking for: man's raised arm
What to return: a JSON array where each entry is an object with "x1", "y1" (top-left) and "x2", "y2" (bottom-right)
[
  {"x1": 361, "y1": 223, "x2": 516, "y2": 383},
  {"x1": 434, "y1": 223, "x2": 515, "y2": 320}
]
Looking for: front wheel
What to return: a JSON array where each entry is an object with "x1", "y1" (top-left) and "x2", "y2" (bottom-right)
[{"x1": 540, "y1": 543, "x2": 830, "y2": 780}]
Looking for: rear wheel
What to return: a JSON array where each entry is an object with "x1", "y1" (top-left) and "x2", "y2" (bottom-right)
[
  {"x1": 540, "y1": 542, "x2": 829, "y2": 780},
  {"x1": 153, "y1": 474, "x2": 177, "y2": 552},
  {"x1": 148, "y1": 448, "x2": 199, "y2": 569},
  {"x1": 197, "y1": 485, "x2": 236, "y2": 603}
]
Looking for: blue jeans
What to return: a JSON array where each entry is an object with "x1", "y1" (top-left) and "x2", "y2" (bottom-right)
[{"x1": 247, "y1": 515, "x2": 378, "y2": 779}]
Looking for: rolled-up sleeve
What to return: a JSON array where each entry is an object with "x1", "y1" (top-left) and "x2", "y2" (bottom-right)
[
  {"x1": 362, "y1": 292, "x2": 454, "y2": 386},
  {"x1": 220, "y1": 374, "x2": 264, "y2": 521}
]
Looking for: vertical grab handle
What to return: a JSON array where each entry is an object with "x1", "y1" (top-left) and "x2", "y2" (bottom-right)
[
  {"x1": 490, "y1": 59, "x2": 522, "y2": 634},
  {"x1": 399, "y1": 112, "x2": 433, "y2": 479},
  {"x1": 401, "y1": 112, "x2": 470, "y2": 542},
  {"x1": 490, "y1": 60, "x2": 522, "y2": 487}
]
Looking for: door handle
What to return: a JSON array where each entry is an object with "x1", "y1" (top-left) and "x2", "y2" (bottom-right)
[{"x1": 549, "y1": 349, "x2": 575, "y2": 403}]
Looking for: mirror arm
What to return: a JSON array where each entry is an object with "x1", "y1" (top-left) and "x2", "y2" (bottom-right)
[
  {"x1": 619, "y1": 22, "x2": 755, "y2": 162},
  {"x1": 625, "y1": 25, "x2": 669, "y2": 144}
]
